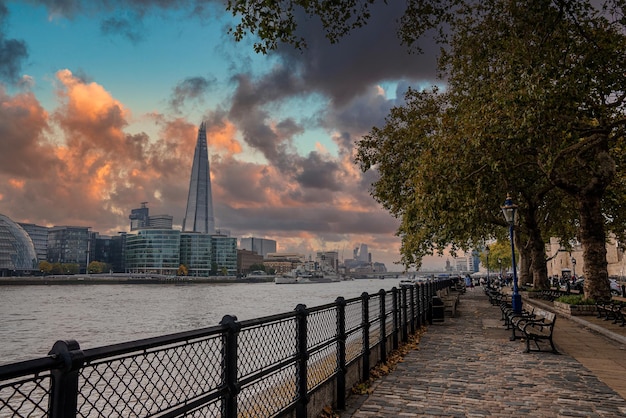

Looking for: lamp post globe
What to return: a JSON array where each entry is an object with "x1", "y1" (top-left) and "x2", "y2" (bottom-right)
[{"x1": 501, "y1": 194, "x2": 522, "y2": 314}]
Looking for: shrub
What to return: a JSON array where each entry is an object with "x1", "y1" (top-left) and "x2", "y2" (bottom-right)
[{"x1": 556, "y1": 294, "x2": 595, "y2": 305}]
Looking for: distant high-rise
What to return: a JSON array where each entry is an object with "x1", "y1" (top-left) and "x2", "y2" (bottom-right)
[
  {"x1": 129, "y1": 203, "x2": 173, "y2": 230},
  {"x1": 183, "y1": 122, "x2": 215, "y2": 234},
  {"x1": 240, "y1": 237, "x2": 277, "y2": 258}
]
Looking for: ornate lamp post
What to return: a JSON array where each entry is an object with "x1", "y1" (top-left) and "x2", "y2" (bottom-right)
[
  {"x1": 501, "y1": 194, "x2": 522, "y2": 314},
  {"x1": 571, "y1": 256, "x2": 577, "y2": 280},
  {"x1": 485, "y1": 246, "x2": 490, "y2": 286}
]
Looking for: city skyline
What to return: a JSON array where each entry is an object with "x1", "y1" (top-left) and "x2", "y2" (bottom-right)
[{"x1": 0, "y1": 2, "x2": 447, "y2": 271}]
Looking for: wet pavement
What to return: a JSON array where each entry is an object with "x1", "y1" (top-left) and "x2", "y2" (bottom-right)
[{"x1": 341, "y1": 288, "x2": 626, "y2": 417}]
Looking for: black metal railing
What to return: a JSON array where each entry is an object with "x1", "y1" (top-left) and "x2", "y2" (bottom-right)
[{"x1": 0, "y1": 279, "x2": 453, "y2": 418}]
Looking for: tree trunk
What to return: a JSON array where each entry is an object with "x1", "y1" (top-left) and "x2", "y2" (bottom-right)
[
  {"x1": 549, "y1": 134, "x2": 614, "y2": 301},
  {"x1": 523, "y1": 207, "x2": 550, "y2": 290},
  {"x1": 516, "y1": 233, "x2": 531, "y2": 288},
  {"x1": 577, "y1": 195, "x2": 611, "y2": 301}
]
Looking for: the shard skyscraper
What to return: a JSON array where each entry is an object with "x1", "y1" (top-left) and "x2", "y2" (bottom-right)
[{"x1": 182, "y1": 122, "x2": 215, "y2": 234}]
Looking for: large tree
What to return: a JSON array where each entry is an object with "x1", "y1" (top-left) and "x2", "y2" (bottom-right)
[
  {"x1": 440, "y1": 0, "x2": 626, "y2": 300},
  {"x1": 228, "y1": 0, "x2": 626, "y2": 300}
]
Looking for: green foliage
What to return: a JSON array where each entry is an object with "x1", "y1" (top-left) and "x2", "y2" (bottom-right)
[
  {"x1": 88, "y1": 261, "x2": 109, "y2": 274},
  {"x1": 225, "y1": 0, "x2": 461, "y2": 54},
  {"x1": 480, "y1": 241, "x2": 514, "y2": 272},
  {"x1": 229, "y1": 0, "x2": 626, "y2": 297},
  {"x1": 38, "y1": 260, "x2": 52, "y2": 274},
  {"x1": 556, "y1": 295, "x2": 596, "y2": 306}
]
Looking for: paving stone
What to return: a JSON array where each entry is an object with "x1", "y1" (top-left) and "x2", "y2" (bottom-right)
[{"x1": 341, "y1": 288, "x2": 626, "y2": 417}]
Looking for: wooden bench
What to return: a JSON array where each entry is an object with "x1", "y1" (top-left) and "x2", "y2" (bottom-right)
[
  {"x1": 540, "y1": 289, "x2": 563, "y2": 301},
  {"x1": 504, "y1": 306, "x2": 536, "y2": 341},
  {"x1": 444, "y1": 294, "x2": 459, "y2": 317},
  {"x1": 437, "y1": 289, "x2": 460, "y2": 317},
  {"x1": 516, "y1": 308, "x2": 558, "y2": 354},
  {"x1": 486, "y1": 288, "x2": 504, "y2": 306},
  {"x1": 596, "y1": 301, "x2": 625, "y2": 324}
]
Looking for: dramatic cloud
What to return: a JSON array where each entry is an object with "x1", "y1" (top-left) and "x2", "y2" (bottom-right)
[
  {"x1": 100, "y1": 14, "x2": 145, "y2": 43},
  {"x1": 275, "y1": 1, "x2": 440, "y2": 105},
  {"x1": 0, "y1": 3, "x2": 28, "y2": 84},
  {"x1": 0, "y1": 1, "x2": 451, "y2": 269},
  {"x1": 169, "y1": 76, "x2": 216, "y2": 113}
]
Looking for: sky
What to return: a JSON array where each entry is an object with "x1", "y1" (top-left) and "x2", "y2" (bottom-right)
[{"x1": 0, "y1": 0, "x2": 449, "y2": 271}]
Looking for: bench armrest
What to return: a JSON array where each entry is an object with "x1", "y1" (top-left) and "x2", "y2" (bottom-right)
[{"x1": 522, "y1": 319, "x2": 554, "y2": 333}]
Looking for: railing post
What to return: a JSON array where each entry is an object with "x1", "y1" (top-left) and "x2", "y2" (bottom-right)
[
  {"x1": 295, "y1": 304, "x2": 309, "y2": 418},
  {"x1": 409, "y1": 285, "x2": 416, "y2": 335},
  {"x1": 415, "y1": 284, "x2": 422, "y2": 328},
  {"x1": 427, "y1": 282, "x2": 433, "y2": 325},
  {"x1": 335, "y1": 297, "x2": 346, "y2": 410},
  {"x1": 220, "y1": 315, "x2": 240, "y2": 418},
  {"x1": 361, "y1": 292, "x2": 370, "y2": 381},
  {"x1": 378, "y1": 289, "x2": 387, "y2": 364},
  {"x1": 48, "y1": 340, "x2": 84, "y2": 418},
  {"x1": 417, "y1": 283, "x2": 426, "y2": 327},
  {"x1": 391, "y1": 287, "x2": 399, "y2": 350},
  {"x1": 401, "y1": 285, "x2": 408, "y2": 343}
]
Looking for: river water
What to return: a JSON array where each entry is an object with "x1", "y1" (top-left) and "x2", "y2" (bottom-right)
[{"x1": 0, "y1": 278, "x2": 404, "y2": 365}]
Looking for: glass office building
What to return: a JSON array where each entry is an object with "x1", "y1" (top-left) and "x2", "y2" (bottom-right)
[
  {"x1": 180, "y1": 233, "x2": 212, "y2": 276},
  {"x1": 0, "y1": 214, "x2": 38, "y2": 275},
  {"x1": 212, "y1": 235, "x2": 237, "y2": 275},
  {"x1": 125, "y1": 229, "x2": 180, "y2": 275},
  {"x1": 47, "y1": 226, "x2": 90, "y2": 272}
]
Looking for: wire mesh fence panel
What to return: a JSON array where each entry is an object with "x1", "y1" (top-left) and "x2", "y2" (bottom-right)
[
  {"x1": 237, "y1": 317, "x2": 297, "y2": 380},
  {"x1": 306, "y1": 307, "x2": 337, "y2": 349},
  {"x1": 344, "y1": 299, "x2": 365, "y2": 364},
  {"x1": 77, "y1": 335, "x2": 222, "y2": 418},
  {"x1": 345, "y1": 300, "x2": 362, "y2": 333},
  {"x1": 0, "y1": 373, "x2": 51, "y2": 418},
  {"x1": 385, "y1": 292, "x2": 395, "y2": 335},
  {"x1": 237, "y1": 364, "x2": 297, "y2": 417},
  {"x1": 368, "y1": 294, "x2": 383, "y2": 345},
  {"x1": 345, "y1": 330, "x2": 363, "y2": 364},
  {"x1": 307, "y1": 343, "x2": 338, "y2": 391},
  {"x1": 369, "y1": 294, "x2": 381, "y2": 323}
]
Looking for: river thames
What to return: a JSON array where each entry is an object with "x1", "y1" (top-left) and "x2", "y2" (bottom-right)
[{"x1": 0, "y1": 278, "x2": 405, "y2": 365}]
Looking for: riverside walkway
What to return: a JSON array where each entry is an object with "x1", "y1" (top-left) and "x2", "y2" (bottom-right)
[{"x1": 342, "y1": 287, "x2": 626, "y2": 417}]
